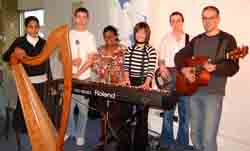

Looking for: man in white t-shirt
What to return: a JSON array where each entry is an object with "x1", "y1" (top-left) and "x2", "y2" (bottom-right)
[
  {"x1": 158, "y1": 11, "x2": 192, "y2": 150},
  {"x1": 64, "y1": 7, "x2": 97, "y2": 146}
]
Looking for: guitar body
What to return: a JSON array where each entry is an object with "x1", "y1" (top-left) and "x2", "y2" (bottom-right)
[
  {"x1": 155, "y1": 56, "x2": 211, "y2": 96},
  {"x1": 156, "y1": 46, "x2": 248, "y2": 95},
  {"x1": 175, "y1": 71, "x2": 198, "y2": 96},
  {"x1": 176, "y1": 56, "x2": 211, "y2": 95}
]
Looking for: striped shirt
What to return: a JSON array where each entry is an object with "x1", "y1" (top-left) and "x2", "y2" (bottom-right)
[{"x1": 124, "y1": 45, "x2": 157, "y2": 78}]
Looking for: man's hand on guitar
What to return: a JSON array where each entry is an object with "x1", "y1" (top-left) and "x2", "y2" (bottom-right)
[
  {"x1": 203, "y1": 62, "x2": 216, "y2": 72},
  {"x1": 181, "y1": 67, "x2": 196, "y2": 83}
]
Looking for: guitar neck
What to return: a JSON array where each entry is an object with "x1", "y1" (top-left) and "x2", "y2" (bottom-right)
[{"x1": 211, "y1": 51, "x2": 234, "y2": 64}]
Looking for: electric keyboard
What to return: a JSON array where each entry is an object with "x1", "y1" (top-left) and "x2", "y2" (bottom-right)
[{"x1": 47, "y1": 79, "x2": 177, "y2": 110}]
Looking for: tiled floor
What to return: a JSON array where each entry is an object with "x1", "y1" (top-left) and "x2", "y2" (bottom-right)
[
  {"x1": 0, "y1": 119, "x2": 101, "y2": 151},
  {"x1": 1, "y1": 109, "x2": 250, "y2": 151},
  {"x1": 149, "y1": 108, "x2": 250, "y2": 151}
]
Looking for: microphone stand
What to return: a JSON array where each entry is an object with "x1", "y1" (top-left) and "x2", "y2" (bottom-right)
[{"x1": 103, "y1": 63, "x2": 118, "y2": 149}]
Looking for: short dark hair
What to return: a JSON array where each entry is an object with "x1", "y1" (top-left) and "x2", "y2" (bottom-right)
[
  {"x1": 202, "y1": 6, "x2": 220, "y2": 16},
  {"x1": 133, "y1": 22, "x2": 151, "y2": 44},
  {"x1": 169, "y1": 11, "x2": 184, "y2": 22},
  {"x1": 103, "y1": 25, "x2": 119, "y2": 37},
  {"x1": 74, "y1": 7, "x2": 89, "y2": 17},
  {"x1": 24, "y1": 16, "x2": 40, "y2": 27}
]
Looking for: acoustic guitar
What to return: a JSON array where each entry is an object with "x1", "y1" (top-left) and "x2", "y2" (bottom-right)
[{"x1": 155, "y1": 46, "x2": 249, "y2": 96}]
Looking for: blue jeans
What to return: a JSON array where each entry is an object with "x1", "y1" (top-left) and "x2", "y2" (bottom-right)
[
  {"x1": 19, "y1": 133, "x2": 32, "y2": 151},
  {"x1": 160, "y1": 96, "x2": 190, "y2": 148},
  {"x1": 190, "y1": 92, "x2": 223, "y2": 151},
  {"x1": 66, "y1": 94, "x2": 89, "y2": 139}
]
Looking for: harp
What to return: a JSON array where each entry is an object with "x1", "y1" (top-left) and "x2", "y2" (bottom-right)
[{"x1": 10, "y1": 25, "x2": 72, "y2": 151}]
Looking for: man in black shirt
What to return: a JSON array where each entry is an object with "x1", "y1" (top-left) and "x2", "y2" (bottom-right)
[{"x1": 175, "y1": 6, "x2": 239, "y2": 151}]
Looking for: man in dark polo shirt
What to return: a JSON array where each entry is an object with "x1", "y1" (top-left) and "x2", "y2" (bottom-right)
[{"x1": 175, "y1": 6, "x2": 239, "y2": 151}]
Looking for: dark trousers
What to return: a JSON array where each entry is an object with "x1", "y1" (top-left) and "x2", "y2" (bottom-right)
[
  {"x1": 115, "y1": 94, "x2": 149, "y2": 151},
  {"x1": 133, "y1": 105, "x2": 149, "y2": 151},
  {"x1": 130, "y1": 77, "x2": 149, "y2": 151},
  {"x1": 116, "y1": 102, "x2": 132, "y2": 151}
]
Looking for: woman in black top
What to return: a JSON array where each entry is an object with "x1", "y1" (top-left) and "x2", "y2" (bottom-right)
[
  {"x1": 123, "y1": 22, "x2": 157, "y2": 151},
  {"x1": 2, "y1": 16, "x2": 50, "y2": 150}
]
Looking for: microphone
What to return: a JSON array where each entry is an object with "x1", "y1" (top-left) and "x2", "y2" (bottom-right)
[
  {"x1": 75, "y1": 40, "x2": 80, "y2": 45},
  {"x1": 75, "y1": 40, "x2": 80, "y2": 58}
]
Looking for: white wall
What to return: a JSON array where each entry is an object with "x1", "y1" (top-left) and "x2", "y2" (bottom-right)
[
  {"x1": 43, "y1": 0, "x2": 72, "y2": 35},
  {"x1": 43, "y1": 0, "x2": 72, "y2": 79},
  {"x1": 17, "y1": 0, "x2": 43, "y2": 10},
  {"x1": 83, "y1": 0, "x2": 110, "y2": 46}
]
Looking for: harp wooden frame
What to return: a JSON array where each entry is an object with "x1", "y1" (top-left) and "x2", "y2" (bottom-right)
[{"x1": 10, "y1": 25, "x2": 72, "y2": 151}]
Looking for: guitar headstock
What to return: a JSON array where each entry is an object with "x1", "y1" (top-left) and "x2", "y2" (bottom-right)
[{"x1": 228, "y1": 46, "x2": 249, "y2": 60}]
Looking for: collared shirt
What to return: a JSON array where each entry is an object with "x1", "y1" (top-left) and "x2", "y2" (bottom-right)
[
  {"x1": 26, "y1": 34, "x2": 39, "y2": 47},
  {"x1": 159, "y1": 32, "x2": 187, "y2": 67}
]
